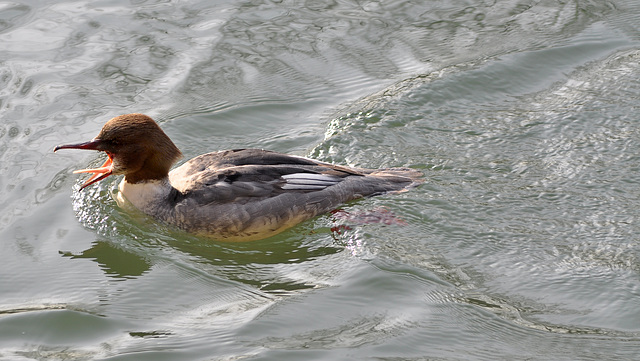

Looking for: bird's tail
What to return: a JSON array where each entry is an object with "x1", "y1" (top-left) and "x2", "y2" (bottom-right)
[{"x1": 365, "y1": 167, "x2": 424, "y2": 194}]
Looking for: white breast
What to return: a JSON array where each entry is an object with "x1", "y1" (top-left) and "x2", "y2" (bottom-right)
[{"x1": 117, "y1": 178, "x2": 173, "y2": 212}]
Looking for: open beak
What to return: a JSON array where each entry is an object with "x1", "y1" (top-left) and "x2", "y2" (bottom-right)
[{"x1": 54, "y1": 139, "x2": 114, "y2": 190}]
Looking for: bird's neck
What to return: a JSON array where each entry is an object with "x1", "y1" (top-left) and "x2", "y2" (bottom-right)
[{"x1": 117, "y1": 177, "x2": 175, "y2": 215}]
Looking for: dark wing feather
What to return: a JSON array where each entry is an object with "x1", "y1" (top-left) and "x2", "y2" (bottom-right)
[{"x1": 169, "y1": 149, "x2": 363, "y2": 205}]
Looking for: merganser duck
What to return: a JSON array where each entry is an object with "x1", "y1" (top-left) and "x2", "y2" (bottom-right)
[{"x1": 54, "y1": 114, "x2": 423, "y2": 241}]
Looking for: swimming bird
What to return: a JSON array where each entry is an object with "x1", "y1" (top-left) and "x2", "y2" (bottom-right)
[{"x1": 54, "y1": 114, "x2": 422, "y2": 241}]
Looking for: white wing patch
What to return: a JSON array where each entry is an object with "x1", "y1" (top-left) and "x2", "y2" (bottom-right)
[{"x1": 281, "y1": 173, "x2": 342, "y2": 190}]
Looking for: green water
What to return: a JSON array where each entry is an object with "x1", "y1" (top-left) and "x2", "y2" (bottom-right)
[{"x1": 1, "y1": 1, "x2": 640, "y2": 360}]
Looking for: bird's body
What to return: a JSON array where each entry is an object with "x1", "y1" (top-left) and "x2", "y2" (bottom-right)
[{"x1": 55, "y1": 114, "x2": 422, "y2": 241}]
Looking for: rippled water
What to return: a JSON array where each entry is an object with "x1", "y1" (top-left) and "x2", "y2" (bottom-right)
[{"x1": 2, "y1": 1, "x2": 640, "y2": 360}]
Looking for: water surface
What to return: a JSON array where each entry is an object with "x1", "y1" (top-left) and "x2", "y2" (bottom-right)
[{"x1": 1, "y1": 1, "x2": 640, "y2": 360}]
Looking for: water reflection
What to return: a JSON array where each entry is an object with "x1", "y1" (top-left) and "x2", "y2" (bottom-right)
[
  {"x1": 60, "y1": 240, "x2": 152, "y2": 279},
  {"x1": 164, "y1": 232, "x2": 345, "y2": 294}
]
